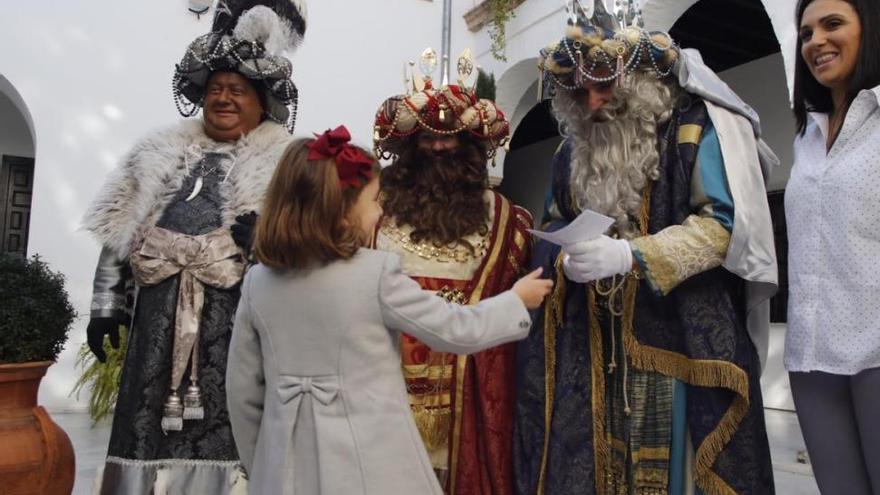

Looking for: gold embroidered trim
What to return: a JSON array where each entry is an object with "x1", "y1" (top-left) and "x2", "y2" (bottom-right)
[
  {"x1": 630, "y1": 215, "x2": 730, "y2": 296},
  {"x1": 437, "y1": 286, "x2": 468, "y2": 305},
  {"x1": 601, "y1": 183, "x2": 744, "y2": 495},
  {"x1": 537, "y1": 253, "x2": 566, "y2": 495},
  {"x1": 403, "y1": 365, "x2": 454, "y2": 380},
  {"x1": 619, "y1": 275, "x2": 748, "y2": 495},
  {"x1": 631, "y1": 447, "x2": 671, "y2": 462},
  {"x1": 589, "y1": 286, "x2": 610, "y2": 495},
  {"x1": 677, "y1": 124, "x2": 703, "y2": 145},
  {"x1": 379, "y1": 220, "x2": 489, "y2": 263},
  {"x1": 448, "y1": 195, "x2": 510, "y2": 494}
]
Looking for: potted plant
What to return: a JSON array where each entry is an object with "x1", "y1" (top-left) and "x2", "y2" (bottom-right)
[{"x1": 0, "y1": 254, "x2": 77, "y2": 495}]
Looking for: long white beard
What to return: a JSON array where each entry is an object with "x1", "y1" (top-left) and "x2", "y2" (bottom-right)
[{"x1": 553, "y1": 74, "x2": 677, "y2": 238}]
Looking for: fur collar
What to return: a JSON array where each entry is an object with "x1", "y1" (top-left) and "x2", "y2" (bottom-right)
[{"x1": 82, "y1": 119, "x2": 291, "y2": 259}]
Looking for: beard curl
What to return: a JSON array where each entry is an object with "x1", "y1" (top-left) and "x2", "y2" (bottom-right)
[
  {"x1": 552, "y1": 72, "x2": 678, "y2": 238},
  {"x1": 379, "y1": 136, "x2": 490, "y2": 249}
]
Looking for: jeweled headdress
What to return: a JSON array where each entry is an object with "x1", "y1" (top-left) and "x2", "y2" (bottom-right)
[
  {"x1": 538, "y1": 0, "x2": 678, "y2": 97},
  {"x1": 373, "y1": 48, "x2": 510, "y2": 161},
  {"x1": 173, "y1": 0, "x2": 307, "y2": 132}
]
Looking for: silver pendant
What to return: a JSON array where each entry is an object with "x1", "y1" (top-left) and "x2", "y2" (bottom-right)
[{"x1": 185, "y1": 176, "x2": 203, "y2": 202}]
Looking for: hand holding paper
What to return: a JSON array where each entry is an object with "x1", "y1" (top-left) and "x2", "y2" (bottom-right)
[
  {"x1": 562, "y1": 236, "x2": 633, "y2": 283},
  {"x1": 529, "y1": 210, "x2": 633, "y2": 282},
  {"x1": 527, "y1": 209, "x2": 614, "y2": 246}
]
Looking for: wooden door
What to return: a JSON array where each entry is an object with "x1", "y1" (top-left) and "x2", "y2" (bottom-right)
[{"x1": 0, "y1": 155, "x2": 34, "y2": 257}]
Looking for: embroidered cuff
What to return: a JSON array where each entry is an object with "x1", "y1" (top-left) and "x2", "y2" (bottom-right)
[{"x1": 630, "y1": 215, "x2": 730, "y2": 296}]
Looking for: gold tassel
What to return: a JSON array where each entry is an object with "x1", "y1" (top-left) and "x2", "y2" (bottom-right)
[{"x1": 411, "y1": 406, "x2": 452, "y2": 452}]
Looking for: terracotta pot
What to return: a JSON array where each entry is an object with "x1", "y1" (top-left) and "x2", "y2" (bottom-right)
[{"x1": 0, "y1": 361, "x2": 75, "y2": 495}]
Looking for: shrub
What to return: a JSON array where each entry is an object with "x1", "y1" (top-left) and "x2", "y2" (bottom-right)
[{"x1": 0, "y1": 254, "x2": 76, "y2": 363}]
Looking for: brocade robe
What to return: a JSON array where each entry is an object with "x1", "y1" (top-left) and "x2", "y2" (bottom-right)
[
  {"x1": 83, "y1": 120, "x2": 290, "y2": 494},
  {"x1": 513, "y1": 97, "x2": 776, "y2": 495},
  {"x1": 377, "y1": 190, "x2": 532, "y2": 495}
]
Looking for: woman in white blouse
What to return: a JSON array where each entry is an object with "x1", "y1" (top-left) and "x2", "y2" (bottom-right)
[{"x1": 786, "y1": 0, "x2": 880, "y2": 492}]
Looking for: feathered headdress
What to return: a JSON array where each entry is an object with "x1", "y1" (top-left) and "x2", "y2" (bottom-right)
[
  {"x1": 373, "y1": 48, "x2": 510, "y2": 161},
  {"x1": 173, "y1": 0, "x2": 307, "y2": 132},
  {"x1": 538, "y1": 0, "x2": 678, "y2": 98}
]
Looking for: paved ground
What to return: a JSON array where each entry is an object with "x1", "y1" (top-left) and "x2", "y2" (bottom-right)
[{"x1": 55, "y1": 408, "x2": 819, "y2": 494}]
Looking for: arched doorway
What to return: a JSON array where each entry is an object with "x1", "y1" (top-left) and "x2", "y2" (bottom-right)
[
  {"x1": 496, "y1": 98, "x2": 560, "y2": 224},
  {"x1": 670, "y1": 0, "x2": 794, "y2": 411},
  {"x1": 0, "y1": 74, "x2": 36, "y2": 258}
]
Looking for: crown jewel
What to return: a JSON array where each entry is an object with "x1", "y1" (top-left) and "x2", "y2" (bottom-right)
[{"x1": 538, "y1": 0, "x2": 678, "y2": 98}]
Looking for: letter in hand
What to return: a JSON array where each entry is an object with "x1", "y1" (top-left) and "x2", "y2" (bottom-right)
[{"x1": 513, "y1": 268, "x2": 554, "y2": 310}]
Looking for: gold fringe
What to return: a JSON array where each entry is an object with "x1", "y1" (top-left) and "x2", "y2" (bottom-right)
[
  {"x1": 537, "y1": 253, "x2": 566, "y2": 495},
  {"x1": 411, "y1": 406, "x2": 453, "y2": 452},
  {"x1": 619, "y1": 275, "x2": 749, "y2": 495},
  {"x1": 588, "y1": 286, "x2": 609, "y2": 495}
]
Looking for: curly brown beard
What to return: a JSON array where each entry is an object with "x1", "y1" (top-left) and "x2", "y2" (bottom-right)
[{"x1": 380, "y1": 135, "x2": 490, "y2": 249}]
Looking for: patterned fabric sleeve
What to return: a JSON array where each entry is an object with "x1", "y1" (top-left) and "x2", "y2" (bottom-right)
[
  {"x1": 90, "y1": 246, "x2": 130, "y2": 319},
  {"x1": 630, "y1": 121, "x2": 734, "y2": 296}
]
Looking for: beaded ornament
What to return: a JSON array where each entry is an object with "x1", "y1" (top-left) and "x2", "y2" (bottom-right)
[
  {"x1": 373, "y1": 48, "x2": 510, "y2": 161},
  {"x1": 538, "y1": 0, "x2": 679, "y2": 99}
]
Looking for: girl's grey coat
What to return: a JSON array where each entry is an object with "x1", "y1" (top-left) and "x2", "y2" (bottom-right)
[{"x1": 226, "y1": 249, "x2": 531, "y2": 495}]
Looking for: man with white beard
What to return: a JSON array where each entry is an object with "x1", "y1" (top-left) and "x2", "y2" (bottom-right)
[{"x1": 513, "y1": 2, "x2": 779, "y2": 494}]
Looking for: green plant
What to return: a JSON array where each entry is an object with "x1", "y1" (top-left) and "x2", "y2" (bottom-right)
[
  {"x1": 71, "y1": 329, "x2": 127, "y2": 423},
  {"x1": 488, "y1": 0, "x2": 517, "y2": 62},
  {"x1": 476, "y1": 69, "x2": 497, "y2": 101},
  {"x1": 0, "y1": 255, "x2": 76, "y2": 364}
]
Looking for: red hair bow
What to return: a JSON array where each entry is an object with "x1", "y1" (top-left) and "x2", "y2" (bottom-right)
[{"x1": 306, "y1": 125, "x2": 374, "y2": 189}]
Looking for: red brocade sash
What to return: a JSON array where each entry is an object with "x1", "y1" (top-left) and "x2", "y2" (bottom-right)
[{"x1": 398, "y1": 193, "x2": 533, "y2": 495}]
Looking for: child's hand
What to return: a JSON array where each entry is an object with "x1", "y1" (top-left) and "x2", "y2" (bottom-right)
[{"x1": 513, "y1": 268, "x2": 554, "y2": 310}]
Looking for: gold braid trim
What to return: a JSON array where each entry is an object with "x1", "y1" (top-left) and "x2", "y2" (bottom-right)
[
  {"x1": 449, "y1": 195, "x2": 509, "y2": 494},
  {"x1": 619, "y1": 276, "x2": 748, "y2": 495},
  {"x1": 536, "y1": 253, "x2": 566, "y2": 495},
  {"x1": 588, "y1": 285, "x2": 609, "y2": 495},
  {"x1": 623, "y1": 178, "x2": 744, "y2": 494}
]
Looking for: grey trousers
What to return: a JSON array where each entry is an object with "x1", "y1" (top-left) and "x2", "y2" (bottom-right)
[{"x1": 790, "y1": 368, "x2": 880, "y2": 495}]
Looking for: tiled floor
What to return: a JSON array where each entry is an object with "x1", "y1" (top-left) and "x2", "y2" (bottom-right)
[{"x1": 55, "y1": 408, "x2": 819, "y2": 495}]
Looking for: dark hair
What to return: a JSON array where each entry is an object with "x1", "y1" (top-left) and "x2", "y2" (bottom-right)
[
  {"x1": 380, "y1": 133, "x2": 490, "y2": 250},
  {"x1": 793, "y1": 0, "x2": 880, "y2": 134},
  {"x1": 254, "y1": 138, "x2": 381, "y2": 270}
]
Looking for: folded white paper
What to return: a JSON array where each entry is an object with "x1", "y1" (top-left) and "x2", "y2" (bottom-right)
[{"x1": 528, "y1": 209, "x2": 614, "y2": 246}]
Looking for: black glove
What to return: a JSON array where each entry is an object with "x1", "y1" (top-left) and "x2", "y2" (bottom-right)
[
  {"x1": 86, "y1": 317, "x2": 123, "y2": 363},
  {"x1": 231, "y1": 211, "x2": 258, "y2": 253}
]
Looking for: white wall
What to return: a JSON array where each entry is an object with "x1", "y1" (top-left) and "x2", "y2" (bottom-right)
[
  {"x1": 0, "y1": 91, "x2": 34, "y2": 158},
  {"x1": 718, "y1": 53, "x2": 794, "y2": 191},
  {"x1": 0, "y1": 0, "x2": 443, "y2": 411}
]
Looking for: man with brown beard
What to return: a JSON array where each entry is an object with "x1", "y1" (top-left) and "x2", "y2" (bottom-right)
[
  {"x1": 373, "y1": 80, "x2": 533, "y2": 494},
  {"x1": 513, "y1": 2, "x2": 779, "y2": 494}
]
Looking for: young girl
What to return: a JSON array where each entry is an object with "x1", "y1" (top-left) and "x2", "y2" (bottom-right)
[{"x1": 226, "y1": 126, "x2": 551, "y2": 495}]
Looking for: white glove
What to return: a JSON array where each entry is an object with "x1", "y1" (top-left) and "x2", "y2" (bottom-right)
[{"x1": 562, "y1": 235, "x2": 633, "y2": 283}]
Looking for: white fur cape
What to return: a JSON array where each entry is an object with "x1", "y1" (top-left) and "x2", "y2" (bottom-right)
[{"x1": 82, "y1": 119, "x2": 291, "y2": 259}]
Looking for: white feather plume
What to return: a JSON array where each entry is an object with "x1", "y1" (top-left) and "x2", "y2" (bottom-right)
[{"x1": 233, "y1": 5, "x2": 302, "y2": 56}]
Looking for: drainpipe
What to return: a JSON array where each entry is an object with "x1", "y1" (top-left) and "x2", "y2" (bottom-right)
[{"x1": 441, "y1": 0, "x2": 452, "y2": 85}]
